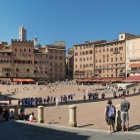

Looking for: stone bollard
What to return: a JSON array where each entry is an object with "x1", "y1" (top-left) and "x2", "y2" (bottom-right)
[
  {"x1": 69, "y1": 105, "x2": 77, "y2": 127},
  {"x1": 14, "y1": 106, "x2": 19, "y2": 120},
  {"x1": 38, "y1": 106, "x2": 44, "y2": 123},
  {"x1": 115, "y1": 104, "x2": 122, "y2": 131}
]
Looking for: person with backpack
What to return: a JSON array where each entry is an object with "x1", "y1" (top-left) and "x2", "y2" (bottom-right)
[
  {"x1": 120, "y1": 95, "x2": 130, "y2": 131},
  {"x1": 104, "y1": 99, "x2": 116, "y2": 134}
]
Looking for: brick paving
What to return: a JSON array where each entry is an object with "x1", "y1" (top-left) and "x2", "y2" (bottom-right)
[{"x1": 0, "y1": 83, "x2": 140, "y2": 134}]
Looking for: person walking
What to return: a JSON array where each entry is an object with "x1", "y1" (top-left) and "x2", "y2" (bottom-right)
[
  {"x1": 104, "y1": 100, "x2": 116, "y2": 134},
  {"x1": 120, "y1": 95, "x2": 130, "y2": 131}
]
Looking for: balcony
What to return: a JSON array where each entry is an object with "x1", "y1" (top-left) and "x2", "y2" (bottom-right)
[{"x1": 113, "y1": 51, "x2": 120, "y2": 54}]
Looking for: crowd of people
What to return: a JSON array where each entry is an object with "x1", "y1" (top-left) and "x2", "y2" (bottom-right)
[{"x1": 17, "y1": 93, "x2": 75, "y2": 107}]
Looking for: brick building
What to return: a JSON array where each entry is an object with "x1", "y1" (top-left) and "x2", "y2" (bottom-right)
[{"x1": 0, "y1": 25, "x2": 66, "y2": 82}]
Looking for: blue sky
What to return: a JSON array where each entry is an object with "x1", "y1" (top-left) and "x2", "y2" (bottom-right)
[{"x1": 0, "y1": 0, "x2": 140, "y2": 53}]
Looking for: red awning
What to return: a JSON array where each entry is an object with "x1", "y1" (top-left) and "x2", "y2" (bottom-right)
[
  {"x1": 130, "y1": 63, "x2": 140, "y2": 68},
  {"x1": 123, "y1": 75, "x2": 140, "y2": 82},
  {"x1": 12, "y1": 79, "x2": 35, "y2": 82}
]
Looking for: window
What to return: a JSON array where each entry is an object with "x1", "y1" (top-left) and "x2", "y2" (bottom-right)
[
  {"x1": 119, "y1": 47, "x2": 123, "y2": 50},
  {"x1": 126, "y1": 46, "x2": 129, "y2": 51},
  {"x1": 16, "y1": 68, "x2": 19, "y2": 72},
  {"x1": 27, "y1": 69, "x2": 29, "y2": 72},
  {"x1": 87, "y1": 57, "x2": 89, "y2": 61},
  {"x1": 111, "y1": 58, "x2": 113, "y2": 62},
  {"x1": 75, "y1": 58, "x2": 77, "y2": 62},
  {"x1": 59, "y1": 56, "x2": 62, "y2": 59},
  {"x1": 83, "y1": 58, "x2": 85, "y2": 61},
  {"x1": 15, "y1": 48, "x2": 17, "y2": 52},
  {"x1": 24, "y1": 49, "x2": 26, "y2": 52},
  {"x1": 75, "y1": 65, "x2": 77, "y2": 68},
  {"x1": 116, "y1": 57, "x2": 117, "y2": 61},
  {"x1": 120, "y1": 57, "x2": 122, "y2": 61},
  {"x1": 110, "y1": 48, "x2": 113, "y2": 52},
  {"x1": 90, "y1": 50, "x2": 92, "y2": 54}
]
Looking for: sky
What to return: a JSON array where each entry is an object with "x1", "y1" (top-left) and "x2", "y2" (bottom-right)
[{"x1": 0, "y1": 0, "x2": 140, "y2": 53}]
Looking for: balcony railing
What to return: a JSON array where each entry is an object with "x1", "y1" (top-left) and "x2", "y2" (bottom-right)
[{"x1": 95, "y1": 66, "x2": 125, "y2": 70}]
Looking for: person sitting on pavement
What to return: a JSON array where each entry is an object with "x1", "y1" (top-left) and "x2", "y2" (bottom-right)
[{"x1": 29, "y1": 112, "x2": 37, "y2": 122}]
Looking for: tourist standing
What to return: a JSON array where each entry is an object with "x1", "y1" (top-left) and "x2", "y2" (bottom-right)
[
  {"x1": 120, "y1": 95, "x2": 130, "y2": 131},
  {"x1": 56, "y1": 98, "x2": 59, "y2": 109},
  {"x1": 104, "y1": 100, "x2": 116, "y2": 134},
  {"x1": 3, "y1": 103, "x2": 9, "y2": 121},
  {"x1": 0, "y1": 105, "x2": 3, "y2": 120}
]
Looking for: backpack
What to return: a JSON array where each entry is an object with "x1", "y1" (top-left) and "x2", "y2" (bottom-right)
[{"x1": 107, "y1": 105, "x2": 115, "y2": 117}]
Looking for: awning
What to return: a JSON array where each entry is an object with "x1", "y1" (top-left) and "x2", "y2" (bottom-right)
[
  {"x1": 123, "y1": 75, "x2": 140, "y2": 82},
  {"x1": 12, "y1": 78, "x2": 35, "y2": 82},
  {"x1": 130, "y1": 63, "x2": 140, "y2": 68}
]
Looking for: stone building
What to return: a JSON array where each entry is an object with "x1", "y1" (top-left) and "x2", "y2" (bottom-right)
[
  {"x1": 11, "y1": 39, "x2": 34, "y2": 78},
  {"x1": 67, "y1": 48, "x2": 74, "y2": 80},
  {"x1": 73, "y1": 40, "x2": 106, "y2": 80},
  {"x1": 45, "y1": 41, "x2": 66, "y2": 82},
  {"x1": 73, "y1": 33, "x2": 138, "y2": 82},
  {"x1": 0, "y1": 25, "x2": 66, "y2": 82},
  {"x1": 125, "y1": 35, "x2": 140, "y2": 76},
  {"x1": 0, "y1": 42, "x2": 12, "y2": 78},
  {"x1": 94, "y1": 39, "x2": 126, "y2": 79}
]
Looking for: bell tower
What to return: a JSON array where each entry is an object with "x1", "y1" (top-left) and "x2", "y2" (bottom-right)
[{"x1": 19, "y1": 24, "x2": 27, "y2": 41}]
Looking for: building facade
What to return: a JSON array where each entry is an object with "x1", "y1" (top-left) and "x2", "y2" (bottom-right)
[
  {"x1": 0, "y1": 25, "x2": 66, "y2": 82},
  {"x1": 94, "y1": 39, "x2": 126, "y2": 79},
  {"x1": 45, "y1": 41, "x2": 66, "y2": 82},
  {"x1": 67, "y1": 48, "x2": 74, "y2": 80},
  {"x1": 73, "y1": 33, "x2": 139, "y2": 82},
  {"x1": 73, "y1": 40, "x2": 106, "y2": 80},
  {"x1": 126, "y1": 36, "x2": 140, "y2": 76}
]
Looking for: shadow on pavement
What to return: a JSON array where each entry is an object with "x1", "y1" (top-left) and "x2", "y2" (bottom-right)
[
  {"x1": 0, "y1": 120, "x2": 90, "y2": 140},
  {"x1": 129, "y1": 125, "x2": 140, "y2": 131},
  {"x1": 78, "y1": 123, "x2": 94, "y2": 128}
]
